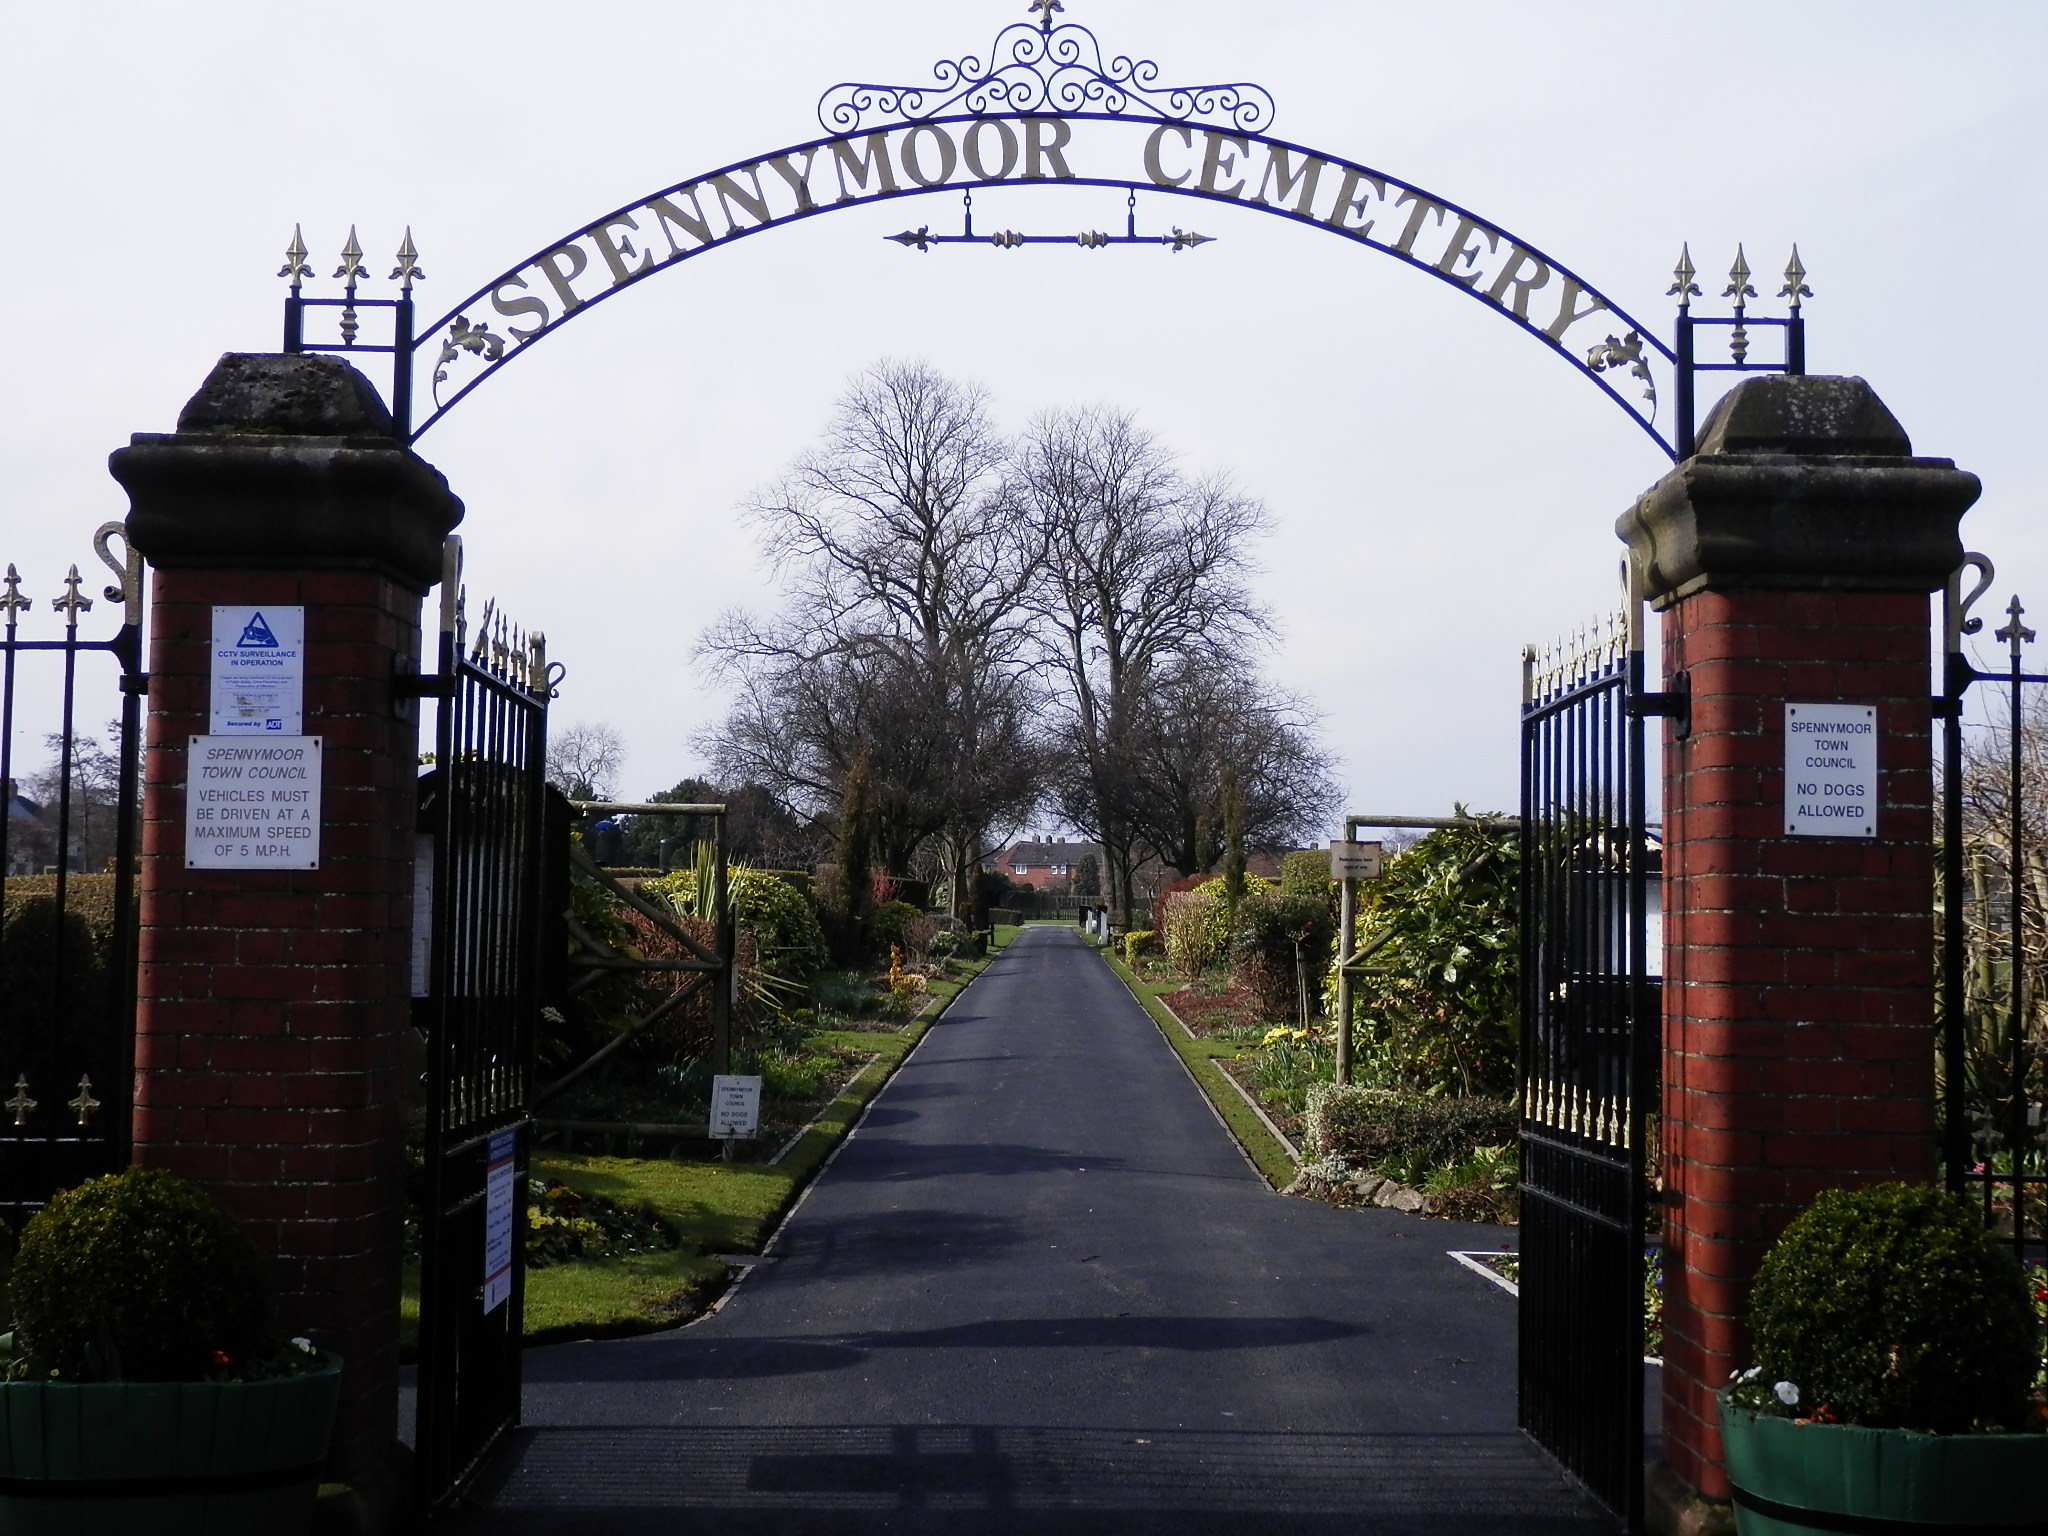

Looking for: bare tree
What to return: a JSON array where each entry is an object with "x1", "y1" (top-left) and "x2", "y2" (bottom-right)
[
  {"x1": 1111, "y1": 653, "x2": 1340, "y2": 878},
  {"x1": 701, "y1": 361, "x2": 1046, "y2": 909},
  {"x1": 547, "y1": 721, "x2": 625, "y2": 800},
  {"x1": 1014, "y1": 407, "x2": 1270, "y2": 921}
]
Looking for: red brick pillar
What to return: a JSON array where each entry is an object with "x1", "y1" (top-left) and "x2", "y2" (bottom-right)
[
  {"x1": 108, "y1": 355, "x2": 461, "y2": 1508},
  {"x1": 1619, "y1": 376, "x2": 1978, "y2": 1524}
]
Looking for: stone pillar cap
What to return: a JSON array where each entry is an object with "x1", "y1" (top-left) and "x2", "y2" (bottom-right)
[
  {"x1": 110, "y1": 354, "x2": 461, "y2": 593},
  {"x1": 1618, "y1": 375, "x2": 1979, "y2": 606}
]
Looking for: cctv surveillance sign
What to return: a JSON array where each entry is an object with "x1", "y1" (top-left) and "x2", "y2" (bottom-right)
[{"x1": 210, "y1": 606, "x2": 304, "y2": 734}]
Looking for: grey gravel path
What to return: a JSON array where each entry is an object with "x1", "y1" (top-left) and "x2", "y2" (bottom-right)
[{"x1": 450, "y1": 926, "x2": 1603, "y2": 1534}]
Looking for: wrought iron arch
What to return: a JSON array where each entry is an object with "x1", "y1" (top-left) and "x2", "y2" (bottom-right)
[{"x1": 280, "y1": 7, "x2": 1808, "y2": 459}]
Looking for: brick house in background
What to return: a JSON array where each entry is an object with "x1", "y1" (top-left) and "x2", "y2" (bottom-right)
[
  {"x1": 985, "y1": 839, "x2": 1102, "y2": 893},
  {"x1": 986, "y1": 838, "x2": 1294, "y2": 897}
]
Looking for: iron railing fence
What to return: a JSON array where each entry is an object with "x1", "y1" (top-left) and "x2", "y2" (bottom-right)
[
  {"x1": 1938, "y1": 558, "x2": 2048, "y2": 1263},
  {"x1": 0, "y1": 525, "x2": 143, "y2": 1223}
]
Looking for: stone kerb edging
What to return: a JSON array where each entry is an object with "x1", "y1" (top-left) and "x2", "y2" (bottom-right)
[{"x1": 1150, "y1": 990, "x2": 1304, "y2": 1165}]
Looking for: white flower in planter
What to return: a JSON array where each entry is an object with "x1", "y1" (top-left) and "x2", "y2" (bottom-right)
[{"x1": 1774, "y1": 1380, "x2": 1800, "y2": 1407}]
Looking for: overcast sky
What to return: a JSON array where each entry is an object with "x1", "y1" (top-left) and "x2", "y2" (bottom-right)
[{"x1": 4, "y1": 2, "x2": 2042, "y2": 828}]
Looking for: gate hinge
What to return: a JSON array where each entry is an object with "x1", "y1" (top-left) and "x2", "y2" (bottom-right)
[
  {"x1": 119, "y1": 673, "x2": 149, "y2": 696},
  {"x1": 392, "y1": 671, "x2": 452, "y2": 701},
  {"x1": 1931, "y1": 695, "x2": 1960, "y2": 720},
  {"x1": 1629, "y1": 671, "x2": 1690, "y2": 737}
]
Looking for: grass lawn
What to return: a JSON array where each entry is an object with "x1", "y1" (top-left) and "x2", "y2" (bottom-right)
[
  {"x1": 403, "y1": 924, "x2": 1020, "y2": 1350},
  {"x1": 1100, "y1": 949, "x2": 1299, "y2": 1189}
]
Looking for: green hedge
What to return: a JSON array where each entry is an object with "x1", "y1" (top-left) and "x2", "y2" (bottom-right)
[{"x1": 1303, "y1": 1084, "x2": 1517, "y2": 1174}]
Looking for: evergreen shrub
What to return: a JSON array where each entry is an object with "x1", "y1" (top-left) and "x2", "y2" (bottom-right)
[
  {"x1": 10, "y1": 1167, "x2": 270, "y2": 1383},
  {"x1": 1121, "y1": 930, "x2": 1157, "y2": 966},
  {"x1": 1230, "y1": 894, "x2": 1336, "y2": 1020},
  {"x1": 1743, "y1": 1182, "x2": 2037, "y2": 1433},
  {"x1": 869, "y1": 900, "x2": 930, "y2": 959},
  {"x1": 645, "y1": 865, "x2": 827, "y2": 989}
]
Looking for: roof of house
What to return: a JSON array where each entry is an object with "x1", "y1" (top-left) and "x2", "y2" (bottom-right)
[{"x1": 992, "y1": 840, "x2": 1100, "y2": 867}]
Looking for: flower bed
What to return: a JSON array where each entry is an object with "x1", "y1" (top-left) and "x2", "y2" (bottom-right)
[{"x1": 526, "y1": 1178, "x2": 679, "y2": 1268}]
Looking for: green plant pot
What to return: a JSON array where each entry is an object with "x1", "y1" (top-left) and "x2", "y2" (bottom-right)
[
  {"x1": 0, "y1": 1357, "x2": 342, "y2": 1536},
  {"x1": 1720, "y1": 1392, "x2": 2048, "y2": 1535}
]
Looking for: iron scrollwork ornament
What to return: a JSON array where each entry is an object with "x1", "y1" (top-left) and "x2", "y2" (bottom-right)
[
  {"x1": 817, "y1": 7, "x2": 1278, "y2": 135},
  {"x1": 433, "y1": 316, "x2": 508, "y2": 409}
]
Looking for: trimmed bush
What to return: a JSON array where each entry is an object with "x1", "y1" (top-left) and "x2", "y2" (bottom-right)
[
  {"x1": 1230, "y1": 894, "x2": 1336, "y2": 1021},
  {"x1": 1121, "y1": 929, "x2": 1157, "y2": 966},
  {"x1": 1279, "y1": 850, "x2": 1335, "y2": 901},
  {"x1": 10, "y1": 1167, "x2": 270, "y2": 1382},
  {"x1": 1303, "y1": 1083, "x2": 1518, "y2": 1175},
  {"x1": 1745, "y1": 1183, "x2": 2037, "y2": 1432}
]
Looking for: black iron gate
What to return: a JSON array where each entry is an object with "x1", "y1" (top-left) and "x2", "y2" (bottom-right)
[
  {"x1": 1518, "y1": 608, "x2": 1655, "y2": 1531},
  {"x1": 414, "y1": 556, "x2": 555, "y2": 1516},
  {"x1": 0, "y1": 525, "x2": 144, "y2": 1223},
  {"x1": 1937, "y1": 555, "x2": 2048, "y2": 1259}
]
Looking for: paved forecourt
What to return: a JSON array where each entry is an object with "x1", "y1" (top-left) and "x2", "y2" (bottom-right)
[{"x1": 455, "y1": 926, "x2": 1603, "y2": 1534}]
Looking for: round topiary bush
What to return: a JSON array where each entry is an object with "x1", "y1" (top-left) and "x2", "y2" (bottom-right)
[
  {"x1": 10, "y1": 1166, "x2": 271, "y2": 1383},
  {"x1": 1746, "y1": 1182, "x2": 2037, "y2": 1433}
]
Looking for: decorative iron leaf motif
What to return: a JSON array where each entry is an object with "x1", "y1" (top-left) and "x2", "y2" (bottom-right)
[
  {"x1": 1584, "y1": 330, "x2": 1656, "y2": 413},
  {"x1": 433, "y1": 316, "x2": 508, "y2": 407}
]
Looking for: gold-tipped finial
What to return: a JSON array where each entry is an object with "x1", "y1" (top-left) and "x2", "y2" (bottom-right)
[
  {"x1": 1667, "y1": 243, "x2": 1700, "y2": 307},
  {"x1": 68, "y1": 1075, "x2": 99, "y2": 1126},
  {"x1": 334, "y1": 225, "x2": 368, "y2": 285},
  {"x1": 5, "y1": 1076, "x2": 34, "y2": 1127},
  {"x1": 0, "y1": 565, "x2": 28, "y2": 624},
  {"x1": 1722, "y1": 245, "x2": 1756, "y2": 303},
  {"x1": 1777, "y1": 245, "x2": 1812, "y2": 312},
  {"x1": 335, "y1": 225, "x2": 367, "y2": 344},
  {"x1": 278, "y1": 224, "x2": 313, "y2": 290},
  {"x1": 390, "y1": 226, "x2": 424, "y2": 291},
  {"x1": 51, "y1": 565, "x2": 92, "y2": 626}
]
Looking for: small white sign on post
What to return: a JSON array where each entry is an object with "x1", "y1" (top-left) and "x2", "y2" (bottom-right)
[
  {"x1": 710, "y1": 1074, "x2": 763, "y2": 1139},
  {"x1": 209, "y1": 606, "x2": 304, "y2": 734},
  {"x1": 1330, "y1": 841, "x2": 1384, "y2": 880},
  {"x1": 481, "y1": 1130, "x2": 516, "y2": 1314},
  {"x1": 1784, "y1": 703, "x2": 1878, "y2": 838},
  {"x1": 184, "y1": 736, "x2": 322, "y2": 869}
]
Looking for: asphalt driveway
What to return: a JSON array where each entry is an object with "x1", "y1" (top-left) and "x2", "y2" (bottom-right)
[{"x1": 450, "y1": 926, "x2": 1603, "y2": 1534}]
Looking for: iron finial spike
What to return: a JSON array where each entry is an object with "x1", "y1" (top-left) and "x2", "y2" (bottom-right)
[
  {"x1": 278, "y1": 223, "x2": 313, "y2": 291},
  {"x1": 1723, "y1": 244, "x2": 1756, "y2": 303},
  {"x1": 390, "y1": 226, "x2": 424, "y2": 291},
  {"x1": 1667, "y1": 242, "x2": 1700, "y2": 308},
  {"x1": 1028, "y1": 0, "x2": 1063, "y2": 33},
  {"x1": 335, "y1": 225, "x2": 367, "y2": 284},
  {"x1": 335, "y1": 225, "x2": 367, "y2": 345},
  {"x1": 52, "y1": 564, "x2": 92, "y2": 626},
  {"x1": 0, "y1": 564, "x2": 28, "y2": 623},
  {"x1": 1778, "y1": 244, "x2": 1812, "y2": 312},
  {"x1": 1997, "y1": 594, "x2": 2036, "y2": 653}
]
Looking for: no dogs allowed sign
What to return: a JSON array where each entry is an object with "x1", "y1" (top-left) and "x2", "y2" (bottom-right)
[{"x1": 1784, "y1": 703, "x2": 1876, "y2": 838}]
